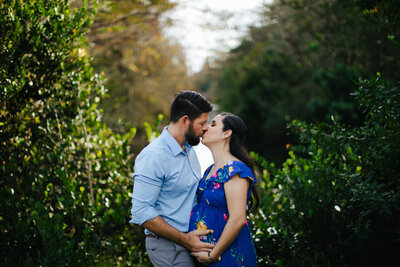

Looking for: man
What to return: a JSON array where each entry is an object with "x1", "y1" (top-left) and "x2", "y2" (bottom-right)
[{"x1": 130, "y1": 91, "x2": 214, "y2": 266}]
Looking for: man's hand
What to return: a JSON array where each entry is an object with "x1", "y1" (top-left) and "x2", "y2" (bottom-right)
[{"x1": 186, "y1": 230, "x2": 215, "y2": 252}]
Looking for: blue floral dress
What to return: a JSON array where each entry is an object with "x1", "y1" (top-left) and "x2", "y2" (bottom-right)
[{"x1": 189, "y1": 160, "x2": 257, "y2": 267}]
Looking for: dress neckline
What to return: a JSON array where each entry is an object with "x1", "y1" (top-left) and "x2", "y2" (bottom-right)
[{"x1": 204, "y1": 160, "x2": 243, "y2": 182}]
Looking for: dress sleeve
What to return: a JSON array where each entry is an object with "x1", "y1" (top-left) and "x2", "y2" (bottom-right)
[{"x1": 214, "y1": 161, "x2": 257, "y2": 186}]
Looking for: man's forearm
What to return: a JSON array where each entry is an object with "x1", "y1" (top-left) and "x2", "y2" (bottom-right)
[
  {"x1": 142, "y1": 216, "x2": 190, "y2": 247},
  {"x1": 142, "y1": 216, "x2": 215, "y2": 252}
]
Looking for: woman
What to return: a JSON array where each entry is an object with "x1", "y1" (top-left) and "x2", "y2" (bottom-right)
[{"x1": 190, "y1": 112, "x2": 259, "y2": 266}]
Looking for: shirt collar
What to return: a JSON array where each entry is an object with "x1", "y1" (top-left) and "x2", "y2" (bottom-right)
[{"x1": 161, "y1": 127, "x2": 191, "y2": 156}]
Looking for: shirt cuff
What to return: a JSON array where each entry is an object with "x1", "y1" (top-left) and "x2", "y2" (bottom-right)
[{"x1": 129, "y1": 205, "x2": 159, "y2": 226}]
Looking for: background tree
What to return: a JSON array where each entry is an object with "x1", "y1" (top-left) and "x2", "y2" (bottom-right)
[{"x1": 87, "y1": 0, "x2": 190, "y2": 148}]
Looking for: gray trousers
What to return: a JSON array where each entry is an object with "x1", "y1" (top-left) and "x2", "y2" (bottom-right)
[{"x1": 145, "y1": 236, "x2": 195, "y2": 267}]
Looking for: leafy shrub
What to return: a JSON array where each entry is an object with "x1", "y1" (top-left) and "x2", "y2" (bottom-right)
[
  {"x1": 252, "y1": 75, "x2": 400, "y2": 266},
  {"x1": 0, "y1": 1, "x2": 148, "y2": 265}
]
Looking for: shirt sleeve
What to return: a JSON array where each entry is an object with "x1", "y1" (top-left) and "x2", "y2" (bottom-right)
[{"x1": 129, "y1": 150, "x2": 166, "y2": 226}]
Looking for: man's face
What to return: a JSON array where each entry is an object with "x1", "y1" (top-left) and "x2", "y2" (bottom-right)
[{"x1": 185, "y1": 112, "x2": 209, "y2": 146}]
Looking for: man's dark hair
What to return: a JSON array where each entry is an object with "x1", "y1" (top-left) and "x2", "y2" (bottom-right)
[{"x1": 170, "y1": 90, "x2": 212, "y2": 122}]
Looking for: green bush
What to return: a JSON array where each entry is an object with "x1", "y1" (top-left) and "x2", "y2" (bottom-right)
[
  {"x1": 0, "y1": 1, "x2": 147, "y2": 265},
  {"x1": 252, "y1": 75, "x2": 400, "y2": 266}
]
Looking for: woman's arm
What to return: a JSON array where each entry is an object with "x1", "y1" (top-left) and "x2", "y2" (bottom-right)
[{"x1": 192, "y1": 174, "x2": 249, "y2": 264}]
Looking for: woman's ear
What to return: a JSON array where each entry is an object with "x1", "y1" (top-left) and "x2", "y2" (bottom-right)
[{"x1": 223, "y1": 129, "x2": 232, "y2": 139}]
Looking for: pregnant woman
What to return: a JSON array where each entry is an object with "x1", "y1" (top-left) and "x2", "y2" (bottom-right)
[{"x1": 190, "y1": 112, "x2": 259, "y2": 266}]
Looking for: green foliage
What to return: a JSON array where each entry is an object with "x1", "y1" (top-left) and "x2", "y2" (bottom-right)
[
  {"x1": 208, "y1": 0, "x2": 400, "y2": 163},
  {"x1": 87, "y1": 0, "x2": 189, "y2": 133},
  {"x1": 251, "y1": 75, "x2": 400, "y2": 265},
  {"x1": 355, "y1": 0, "x2": 400, "y2": 43},
  {"x1": 2, "y1": 0, "x2": 399, "y2": 266},
  {"x1": 143, "y1": 114, "x2": 163, "y2": 142},
  {"x1": 0, "y1": 1, "x2": 148, "y2": 265}
]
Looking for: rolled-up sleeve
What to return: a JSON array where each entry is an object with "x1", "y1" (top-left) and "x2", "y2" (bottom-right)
[{"x1": 129, "y1": 151, "x2": 165, "y2": 225}]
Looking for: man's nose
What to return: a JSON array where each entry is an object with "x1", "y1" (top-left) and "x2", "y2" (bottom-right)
[{"x1": 203, "y1": 124, "x2": 209, "y2": 131}]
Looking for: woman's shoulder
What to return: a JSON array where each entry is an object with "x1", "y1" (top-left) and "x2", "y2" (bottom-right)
[{"x1": 222, "y1": 160, "x2": 256, "y2": 181}]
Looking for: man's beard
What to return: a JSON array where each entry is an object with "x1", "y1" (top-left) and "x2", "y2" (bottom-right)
[{"x1": 185, "y1": 122, "x2": 201, "y2": 146}]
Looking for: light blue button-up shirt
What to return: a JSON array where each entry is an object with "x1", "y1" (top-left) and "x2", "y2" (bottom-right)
[{"x1": 130, "y1": 127, "x2": 201, "y2": 235}]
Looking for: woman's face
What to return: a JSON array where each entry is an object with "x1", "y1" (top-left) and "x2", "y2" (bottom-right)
[{"x1": 201, "y1": 114, "x2": 226, "y2": 147}]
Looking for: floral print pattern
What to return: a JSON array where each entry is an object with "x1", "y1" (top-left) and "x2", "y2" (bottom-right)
[{"x1": 189, "y1": 160, "x2": 257, "y2": 266}]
